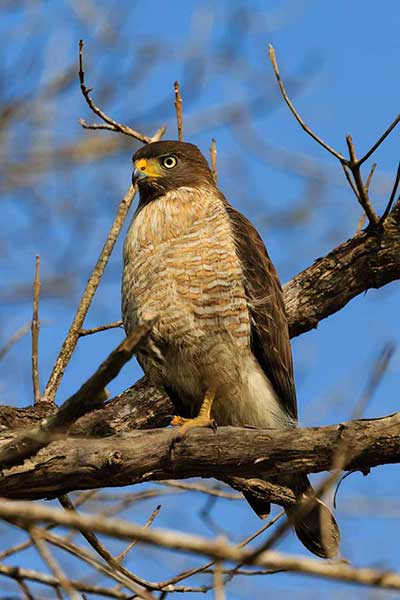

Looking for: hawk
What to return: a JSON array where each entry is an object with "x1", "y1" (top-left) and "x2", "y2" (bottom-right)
[{"x1": 122, "y1": 140, "x2": 339, "y2": 558}]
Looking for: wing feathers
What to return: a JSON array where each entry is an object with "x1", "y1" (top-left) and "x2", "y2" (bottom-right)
[{"x1": 223, "y1": 200, "x2": 297, "y2": 420}]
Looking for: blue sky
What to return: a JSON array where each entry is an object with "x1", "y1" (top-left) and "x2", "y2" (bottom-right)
[{"x1": 0, "y1": 1, "x2": 399, "y2": 598}]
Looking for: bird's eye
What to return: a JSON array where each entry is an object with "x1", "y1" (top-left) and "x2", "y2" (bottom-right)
[{"x1": 161, "y1": 155, "x2": 177, "y2": 169}]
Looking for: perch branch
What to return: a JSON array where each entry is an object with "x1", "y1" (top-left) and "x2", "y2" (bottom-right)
[{"x1": 0, "y1": 413, "x2": 399, "y2": 500}]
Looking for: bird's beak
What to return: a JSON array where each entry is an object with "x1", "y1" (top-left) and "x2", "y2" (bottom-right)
[
  {"x1": 132, "y1": 166, "x2": 147, "y2": 184},
  {"x1": 132, "y1": 158, "x2": 162, "y2": 185}
]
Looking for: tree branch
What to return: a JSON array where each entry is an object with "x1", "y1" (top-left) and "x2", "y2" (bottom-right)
[
  {"x1": 283, "y1": 208, "x2": 400, "y2": 337},
  {"x1": 1, "y1": 499, "x2": 400, "y2": 593},
  {"x1": 0, "y1": 413, "x2": 399, "y2": 501}
]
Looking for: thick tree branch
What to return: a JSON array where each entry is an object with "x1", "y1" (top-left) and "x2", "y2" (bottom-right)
[
  {"x1": 0, "y1": 413, "x2": 398, "y2": 501},
  {"x1": 284, "y1": 208, "x2": 400, "y2": 337}
]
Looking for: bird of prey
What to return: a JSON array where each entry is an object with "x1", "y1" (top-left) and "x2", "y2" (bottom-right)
[{"x1": 122, "y1": 140, "x2": 339, "y2": 558}]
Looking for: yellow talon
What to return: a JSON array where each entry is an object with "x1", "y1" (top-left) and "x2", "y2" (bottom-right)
[{"x1": 171, "y1": 387, "x2": 217, "y2": 439}]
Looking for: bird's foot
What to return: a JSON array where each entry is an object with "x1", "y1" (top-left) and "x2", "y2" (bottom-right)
[
  {"x1": 170, "y1": 386, "x2": 218, "y2": 441},
  {"x1": 170, "y1": 414, "x2": 217, "y2": 440}
]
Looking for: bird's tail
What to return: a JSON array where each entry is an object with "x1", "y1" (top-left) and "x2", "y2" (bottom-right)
[{"x1": 243, "y1": 474, "x2": 340, "y2": 559}]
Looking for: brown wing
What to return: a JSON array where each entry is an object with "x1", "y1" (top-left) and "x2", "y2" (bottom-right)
[{"x1": 224, "y1": 201, "x2": 297, "y2": 420}]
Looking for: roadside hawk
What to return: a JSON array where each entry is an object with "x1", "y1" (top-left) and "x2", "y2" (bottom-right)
[{"x1": 122, "y1": 140, "x2": 340, "y2": 558}]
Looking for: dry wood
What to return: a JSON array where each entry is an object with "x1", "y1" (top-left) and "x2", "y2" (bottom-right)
[
  {"x1": 43, "y1": 184, "x2": 137, "y2": 403},
  {"x1": 0, "y1": 412, "x2": 398, "y2": 501},
  {"x1": 31, "y1": 256, "x2": 41, "y2": 404},
  {"x1": 1, "y1": 499, "x2": 400, "y2": 592},
  {"x1": 0, "y1": 321, "x2": 154, "y2": 468}
]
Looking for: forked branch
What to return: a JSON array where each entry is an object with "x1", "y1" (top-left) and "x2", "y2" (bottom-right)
[
  {"x1": 268, "y1": 44, "x2": 400, "y2": 228},
  {"x1": 79, "y1": 40, "x2": 165, "y2": 143}
]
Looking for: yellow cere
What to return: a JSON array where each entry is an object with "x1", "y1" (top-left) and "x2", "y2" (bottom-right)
[{"x1": 134, "y1": 158, "x2": 162, "y2": 178}]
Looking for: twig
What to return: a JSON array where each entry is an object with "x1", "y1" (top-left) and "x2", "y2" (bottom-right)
[
  {"x1": 0, "y1": 320, "x2": 155, "y2": 468},
  {"x1": 210, "y1": 138, "x2": 217, "y2": 184},
  {"x1": 160, "y1": 480, "x2": 240, "y2": 500},
  {"x1": 79, "y1": 40, "x2": 151, "y2": 143},
  {"x1": 268, "y1": 44, "x2": 388, "y2": 228},
  {"x1": 355, "y1": 162, "x2": 377, "y2": 232},
  {"x1": 0, "y1": 322, "x2": 30, "y2": 360},
  {"x1": 268, "y1": 44, "x2": 345, "y2": 161},
  {"x1": 158, "y1": 511, "x2": 283, "y2": 589},
  {"x1": 380, "y1": 160, "x2": 400, "y2": 223},
  {"x1": 341, "y1": 163, "x2": 360, "y2": 199},
  {"x1": 31, "y1": 255, "x2": 41, "y2": 404},
  {"x1": 3, "y1": 500, "x2": 400, "y2": 592},
  {"x1": 174, "y1": 81, "x2": 183, "y2": 142},
  {"x1": 57, "y1": 495, "x2": 155, "y2": 599},
  {"x1": 0, "y1": 562, "x2": 129, "y2": 599},
  {"x1": 42, "y1": 527, "x2": 151, "y2": 595},
  {"x1": 355, "y1": 214, "x2": 366, "y2": 234},
  {"x1": 365, "y1": 162, "x2": 377, "y2": 192},
  {"x1": 115, "y1": 504, "x2": 161, "y2": 563},
  {"x1": 43, "y1": 184, "x2": 136, "y2": 403},
  {"x1": 79, "y1": 320, "x2": 124, "y2": 337},
  {"x1": 214, "y1": 560, "x2": 225, "y2": 600},
  {"x1": 352, "y1": 341, "x2": 395, "y2": 419},
  {"x1": 345, "y1": 135, "x2": 379, "y2": 225},
  {"x1": 358, "y1": 113, "x2": 400, "y2": 165},
  {"x1": 29, "y1": 526, "x2": 80, "y2": 600},
  {"x1": 16, "y1": 578, "x2": 34, "y2": 600}
]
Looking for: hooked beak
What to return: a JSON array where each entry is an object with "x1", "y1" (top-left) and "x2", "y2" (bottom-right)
[{"x1": 132, "y1": 166, "x2": 147, "y2": 185}]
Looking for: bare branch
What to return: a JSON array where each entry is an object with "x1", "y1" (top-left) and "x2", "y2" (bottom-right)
[
  {"x1": 31, "y1": 255, "x2": 41, "y2": 404},
  {"x1": 380, "y1": 160, "x2": 400, "y2": 223},
  {"x1": 57, "y1": 495, "x2": 156, "y2": 599},
  {"x1": 78, "y1": 40, "x2": 152, "y2": 143},
  {"x1": 345, "y1": 135, "x2": 379, "y2": 225},
  {"x1": 79, "y1": 320, "x2": 124, "y2": 337},
  {"x1": 29, "y1": 526, "x2": 80, "y2": 600},
  {"x1": 210, "y1": 138, "x2": 218, "y2": 184},
  {"x1": 43, "y1": 184, "x2": 137, "y2": 403},
  {"x1": 358, "y1": 113, "x2": 400, "y2": 165},
  {"x1": 283, "y1": 210, "x2": 400, "y2": 337},
  {"x1": 0, "y1": 562, "x2": 130, "y2": 599},
  {"x1": 174, "y1": 81, "x2": 183, "y2": 142},
  {"x1": 2, "y1": 499, "x2": 400, "y2": 592},
  {"x1": 0, "y1": 322, "x2": 30, "y2": 361},
  {"x1": 365, "y1": 162, "x2": 377, "y2": 192},
  {"x1": 268, "y1": 44, "x2": 400, "y2": 228},
  {"x1": 115, "y1": 504, "x2": 161, "y2": 563},
  {"x1": 0, "y1": 320, "x2": 155, "y2": 468},
  {"x1": 268, "y1": 44, "x2": 345, "y2": 161}
]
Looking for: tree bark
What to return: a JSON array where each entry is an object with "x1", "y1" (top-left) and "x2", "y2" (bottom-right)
[{"x1": 0, "y1": 412, "x2": 398, "y2": 501}]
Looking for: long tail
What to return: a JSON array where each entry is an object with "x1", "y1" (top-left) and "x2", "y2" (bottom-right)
[{"x1": 243, "y1": 474, "x2": 340, "y2": 559}]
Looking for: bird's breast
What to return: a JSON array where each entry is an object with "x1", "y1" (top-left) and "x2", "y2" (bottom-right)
[{"x1": 122, "y1": 187, "x2": 251, "y2": 353}]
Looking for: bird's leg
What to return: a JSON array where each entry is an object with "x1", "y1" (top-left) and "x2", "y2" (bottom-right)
[{"x1": 171, "y1": 386, "x2": 217, "y2": 437}]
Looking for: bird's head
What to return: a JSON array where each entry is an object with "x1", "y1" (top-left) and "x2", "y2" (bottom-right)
[{"x1": 132, "y1": 140, "x2": 215, "y2": 203}]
